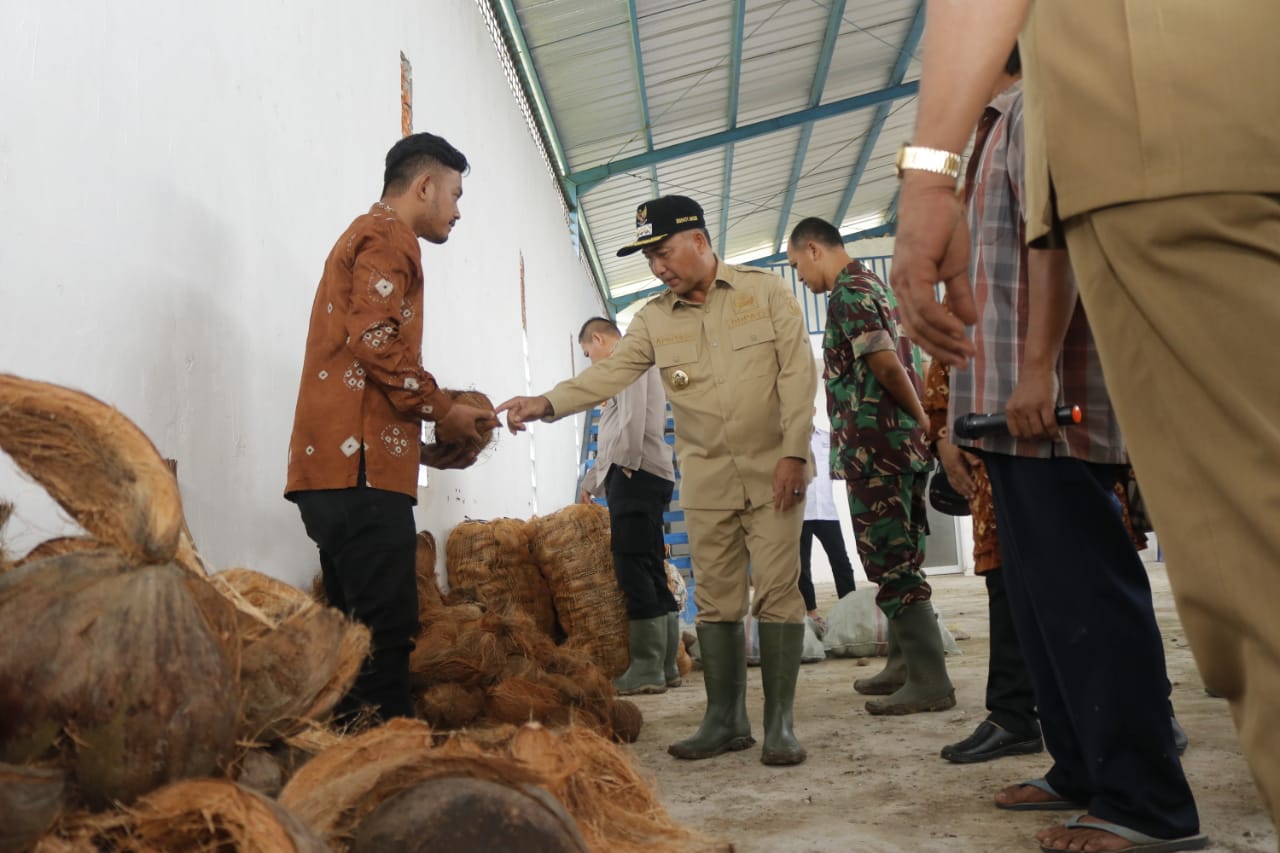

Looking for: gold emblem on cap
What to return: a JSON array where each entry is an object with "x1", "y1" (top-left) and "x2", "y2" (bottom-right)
[
  {"x1": 636, "y1": 205, "x2": 648, "y2": 226},
  {"x1": 671, "y1": 369, "x2": 689, "y2": 390}
]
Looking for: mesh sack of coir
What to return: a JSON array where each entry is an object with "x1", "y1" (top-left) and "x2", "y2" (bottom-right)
[
  {"x1": 529, "y1": 504, "x2": 628, "y2": 678},
  {"x1": 445, "y1": 519, "x2": 556, "y2": 637}
]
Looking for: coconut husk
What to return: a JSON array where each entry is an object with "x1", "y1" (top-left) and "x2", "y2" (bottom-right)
[
  {"x1": 0, "y1": 374, "x2": 183, "y2": 564},
  {"x1": 74, "y1": 778, "x2": 329, "y2": 853},
  {"x1": 0, "y1": 550, "x2": 239, "y2": 807},
  {"x1": 212, "y1": 568, "x2": 370, "y2": 740},
  {"x1": 279, "y1": 718, "x2": 547, "y2": 848},
  {"x1": 414, "y1": 683, "x2": 486, "y2": 729},
  {"x1": 0, "y1": 762, "x2": 65, "y2": 853},
  {"x1": 414, "y1": 530, "x2": 442, "y2": 613},
  {"x1": 608, "y1": 700, "x2": 644, "y2": 744},
  {"x1": 446, "y1": 519, "x2": 557, "y2": 636},
  {"x1": 13, "y1": 536, "x2": 104, "y2": 571},
  {"x1": 352, "y1": 776, "x2": 588, "y2": 853},
  {"x1": 530, "y1": 504, "x2": 629, "y2": 677},
  {"x1": 410, "y1": 623, "x2": 505, "y2": 688},
  {"x1": 0, "y1": 501, "x2": 12, "y2": 573},
  {"x1": 438, "y1": 389, "x2": 499, "y2": 457},
  {"x1": 173, "y1": 529, "x2": 209, "y2": 577},
  {"x1": 309, "y1": 572, "x2": 327, "y2": 604},
  {"x1": 485, "y1": 676, "x2": 572, "y2": 727},
  {"x1": 676, "y1": 638, "x2": 693, "y2": 677}
]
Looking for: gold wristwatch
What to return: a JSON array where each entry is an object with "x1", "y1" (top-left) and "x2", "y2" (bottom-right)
[{"x1": 895, "y1": 144, "x2": 963, "y2": 180}]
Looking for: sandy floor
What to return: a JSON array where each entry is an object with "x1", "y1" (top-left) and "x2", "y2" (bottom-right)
[{"x1": 624, "y1": 565, "x2": 1275, "y2": 852}]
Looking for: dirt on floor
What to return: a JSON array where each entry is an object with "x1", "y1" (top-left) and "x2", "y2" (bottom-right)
[{"x1": 625, "y1": 565, "x2": 1275, "y2": 852}]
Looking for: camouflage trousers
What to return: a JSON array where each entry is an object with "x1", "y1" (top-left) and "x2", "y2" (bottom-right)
[{"x1": 846, "y1": 473, "x2": 932, "y2": 619}]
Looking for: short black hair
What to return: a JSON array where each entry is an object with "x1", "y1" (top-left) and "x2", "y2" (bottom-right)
[
  {"x1": 578, "y1": 317, "x2": 621, "y2": 343},
  {"x1": 383, "y1": 132, "x2": 469, "y2": 196},
  {"x1": 1005, "y1": 45, "x2": 1021, "y2": 76},
  {"x1": 788, "y1": 217, "x2": 844, "y2": 250}
]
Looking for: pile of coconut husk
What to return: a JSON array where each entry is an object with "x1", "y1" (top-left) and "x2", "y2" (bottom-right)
[
  {"x1": 530, "y1": 503, "x2": 630, "y2": 678},
  {"x1": 277, "y1": 718, "x2": 725, "y2": 853}
]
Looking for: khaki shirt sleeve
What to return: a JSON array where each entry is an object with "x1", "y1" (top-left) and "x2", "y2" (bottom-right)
[
  {"x1": 768, "y1": 283, "x2": 817, "y2": 460},
  {"x1": 543, "y1": 311, "x2": 657, "y2": 421}
]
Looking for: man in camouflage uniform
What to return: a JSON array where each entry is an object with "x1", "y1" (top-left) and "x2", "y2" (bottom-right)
[{"x1": 787, "y1": 216, "x2": 954, "y2": 716}]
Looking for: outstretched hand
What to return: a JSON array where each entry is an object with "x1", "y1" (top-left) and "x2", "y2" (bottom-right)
[
  {"x1": 889, "y1": 175, "x2": 978, "y2": 367},
  {"x1": 495, "y1": 395, "x2": 552, "y2": 434},
  {"x1": 435, "y1": 402, "x2": 497, "y2": 446}
]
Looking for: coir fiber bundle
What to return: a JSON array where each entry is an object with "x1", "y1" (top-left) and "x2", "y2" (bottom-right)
[
  {"x1": 0, "y1": 374, "x2": 183, "y2": 564},
  {"x1": 530, "y1": 504, "x2": 629, "y2": 677},
  {"x1": 409, "y1": 622, "x2": 505, "y2": 688},
  {"x1": 279, "y1": 718, "x2": 547, "y2": 848},
  {"x1": 414, "y1": 682, "x2": 486, "y2": 729},
  {"x1": 212, "y1": 568, "x2": 370, "y2": 741},
  {"x1": 484, "y1": 676, "x2": 571, "y2": 727},
  {"x1": 0, "y1": 550, "x2": 239, "y2": 806},
  {"x1": 0, "y1": 762, "x2": 65, "y2": 853},
  {"x1": 69, "y1": 779, "x2": 328, "y2": 853},
  {"x1": 446, "y1": 518, "x2": 558, "y2": 636}
]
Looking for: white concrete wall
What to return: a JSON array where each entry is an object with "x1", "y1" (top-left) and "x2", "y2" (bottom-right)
[{"x1": 0, "y1": 0, "x2": 602, "y2": 585}]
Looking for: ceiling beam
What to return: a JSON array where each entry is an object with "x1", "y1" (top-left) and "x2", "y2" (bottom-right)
[
  {"x1": 831, "y1": 1, "x2": 925, "y2": 227},
  {"x1": 717, "y1": 0, "x2": 746, "y2": 256},
  {"x1": 626, "y1": 0, "x2": 660, "y2": 198},
  {"x1": 490, "y1": 0, "x2": 610, "y2": 307},
  {"x1": 772, "y1": 0, "x2": 847, "y2": 253},
  {"x1": 566, "y1": 80, "x2": 920, "y2": 194}
]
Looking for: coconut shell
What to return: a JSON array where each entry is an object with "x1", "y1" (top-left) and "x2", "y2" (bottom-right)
[
  {"x1": 608, "y1": 700, "x2": 644, "y2": 744},
  {"x1": 0, "y1": 550, "x2": 239, "y2": 806},
  {"x1": 280, "y1": 718, "x2": 547, "y2": 846},
  {"x1": 0, "y1": 374, "x2": 184, "y2": 564},
  {"x1": 0, "y1": 762, "x2": 65, "y2": 853},
  {"x1": 352, "y1": 776, "x2": 588, "y2": 853},
  {"x1": 125, "y1": 779, "x2": 328, "y2": 852},
  {"x1": 414, "y1": 683, "x2": 486, "y2": 730}
]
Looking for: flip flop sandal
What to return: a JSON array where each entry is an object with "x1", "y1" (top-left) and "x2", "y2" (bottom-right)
[
  {"x1": 1039, "y1": 815, "x2": 1209, "y2": 852},
  {"x1": 996, "y1": 778, "x2": 1080, "y2": 811}
]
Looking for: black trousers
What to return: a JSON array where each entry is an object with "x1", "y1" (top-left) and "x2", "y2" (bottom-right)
[
  {"x1": 982, "y1": 453, "x2": 1198, "y2": 839},
  {"x1": 798, "y1": 520, "x2": 856, "y2": 611},
  {"x1": 983, "y1": 568, "x2": 1038, "y2": 736},
  {"x1": 292, "y1": 485, "x2": 419, "y2": 720},
  {"x1": 605, "y1": 465, "x2": 677, "y2": 620}
]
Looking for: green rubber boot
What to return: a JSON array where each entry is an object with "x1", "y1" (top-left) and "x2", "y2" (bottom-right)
[
  {"x1": 853, "y1": 617, "x2": 907, "y2": 695},
  {"x1": 664, "y1": 613, "x2": 682, "y2": 688},
  {"x1": 613, "y1": 616, "x2": 668, "y2": 696},
  {"x1": 865, "y1": 601, "x2": 956, "y2": 715},
  {"x1": 758, "y1": 622, "x2": 806, "y2": 766},
  {"x1": 668, "y1": 622, "x2": 755, "y2": 760}
]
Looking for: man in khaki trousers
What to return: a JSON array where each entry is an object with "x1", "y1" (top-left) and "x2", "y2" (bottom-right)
[
  {"x1": 500, "y1": 195, "x2": 816, "y2": 767},
  {"x1": 888, "y1": 1, "x2": 1280, "y2": 850}
]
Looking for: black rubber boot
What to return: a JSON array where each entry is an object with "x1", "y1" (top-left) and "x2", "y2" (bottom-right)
[
  {"x1": 664, "y1": 613, "x2": 682, "y2": 687},
  {"x1": 614, "y1": 616, "x2": 668, "y2": 696},
  {"x1": 853, "y1": 617, "x2": 907, "y2": 695},
  {"x1": 668, "y1": 622, "x2": 755, "y2": 759},
  {"x1": 758, "y1": 622, "x2": 806, "y2": 765},
  {"x1": 866, "y1": 602, "x2": 956, "y2": 715}
]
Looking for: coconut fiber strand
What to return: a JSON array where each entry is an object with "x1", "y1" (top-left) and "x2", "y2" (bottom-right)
[
  {"x1": 279, "y1": 718, "x2": 547, "y2": 848},
  {"x1": 446, "y1": 519, "x2": 557, "y2": 636},
  {"x1": 212, "y1": 568, "x2": 370, "y2": 741},
  {"x1": 0, "y1": 550, "x2": 239, "y2": 807},
  {"x1": 0, "y1": 374, "x2": 184, "y2": 564},
  {"x1": 530, "y1": 504, "x2": 629, "y2": 678}
]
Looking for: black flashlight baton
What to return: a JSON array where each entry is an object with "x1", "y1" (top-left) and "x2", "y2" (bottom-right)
[{"x1": 953, "y1": 405, "x2": 1081, "y2": 440}]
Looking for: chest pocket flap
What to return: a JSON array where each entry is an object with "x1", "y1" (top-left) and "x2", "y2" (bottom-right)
[
  {"x1": 654, "y1": 340, "x2": 699, "y2": 367},
  {"x1": 728, "y1": 318, "x2": 776, "y2": 350}
]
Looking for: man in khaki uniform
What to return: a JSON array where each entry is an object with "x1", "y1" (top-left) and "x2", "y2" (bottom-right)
[
  {"x1": 500, "y1": 195, "x2": 815, "y2": 766},
  {"x1": 889, "y1": 1, "x2": 1280, "y2": 849}
]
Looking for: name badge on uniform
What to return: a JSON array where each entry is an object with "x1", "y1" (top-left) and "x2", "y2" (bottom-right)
[{"x1": 671, "y1": 369, "x2": 690, "y2": 390}]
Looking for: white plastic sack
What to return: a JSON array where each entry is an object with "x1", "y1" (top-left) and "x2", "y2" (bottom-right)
[
  {"x1": 822, "y1": 588, "x2": 962, "y2": 657},
  {"x1": 742, "y1": 613, "x2": 826, "y2": 665}
]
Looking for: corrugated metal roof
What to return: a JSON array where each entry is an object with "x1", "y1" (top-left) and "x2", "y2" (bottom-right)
[{"x1": 488, "y1": 0, "x2": 923, "y2": 309}]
